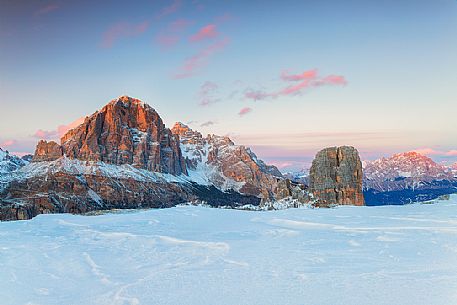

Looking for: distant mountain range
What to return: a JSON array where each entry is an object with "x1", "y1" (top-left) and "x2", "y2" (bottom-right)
[{"x1": 363, "y1": 152, "x2": 457, "y2": 205}]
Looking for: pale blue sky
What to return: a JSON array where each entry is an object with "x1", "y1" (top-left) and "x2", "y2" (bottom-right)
[{"x1": 1, "y1": 0, "x2": 456, "y2": 169}]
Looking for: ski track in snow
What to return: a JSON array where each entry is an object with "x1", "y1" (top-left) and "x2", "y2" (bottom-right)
[{"x1": 1, "y1": 195, "x2": 457, "y2": 305}]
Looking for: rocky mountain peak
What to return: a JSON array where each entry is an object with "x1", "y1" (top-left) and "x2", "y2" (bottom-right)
[
  {"x1": 171, "y1": 122, "x2": 192, "y2": 136},
  {"x1": 364, "y1": 151, "x2": 451, "y2": 181},
  {"x1": 0, "y1": 148, "x2": 29, "y2": 175},
  {"x1": 171, "y1": 122, "x2": 205, "y2": 146},
  {"x1": 33, "y1": 96, "x2": 187, "y2": 175}
]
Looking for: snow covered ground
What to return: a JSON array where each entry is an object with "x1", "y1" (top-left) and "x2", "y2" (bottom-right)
[{"x1": 1, "y1": 196, "x2": 457, "y2": 305}]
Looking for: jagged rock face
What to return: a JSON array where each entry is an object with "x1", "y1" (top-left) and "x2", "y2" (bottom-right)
[
  {"x1": 32, "y1": 140, "x2": 63, "y2": 162},
  {"x1": 309, "y1": 146, "x2": 364, "y2": 206},
  {"x1": 171, "y1": 122, "x2": 285, "y2": 199},
  {"x1": 1, "y1": 99, "x2": 308, "y2": 221},
  {"x1": 39, "y1": 96, "x2": 187, "y2": 175}
]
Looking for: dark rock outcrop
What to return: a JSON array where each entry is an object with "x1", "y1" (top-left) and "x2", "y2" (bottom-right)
[
  {"x1": 309, "y1": 146, "x2": 365, "y2": 206},
  {"x1": 0, "y1": 171, "x2": 261, "y2": 221}
]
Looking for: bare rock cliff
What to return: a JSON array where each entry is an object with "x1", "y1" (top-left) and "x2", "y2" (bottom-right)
[
  {"x1": 309, "y1": 146, "x2": 365, "y2": 206},
  {"x1": 33, "y1": 140, "x2": 63, "y2": 162},
  {"x1": 36, "y1": 96, "x2": 187, "y2": 175}
]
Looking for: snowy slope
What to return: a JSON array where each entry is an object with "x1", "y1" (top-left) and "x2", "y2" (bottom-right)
[
  {"x1": 0, "y1": 148, "x2": 30, "y2": 192},
  {"x1": 1, "y1": 195, "x2": 457, "y2": 305},
  {"x1": 282, "y1": 167, "x2": 310, "y2": 185},
  {"x1": 452, "y1": 162, "x2": 457, "y2": 176},
  {"x1": 172, "y1": 122, "x2": 282, "y2": 195},
  {"x1": 0, "y1": 148, "x2": 29, "y2": 174}
]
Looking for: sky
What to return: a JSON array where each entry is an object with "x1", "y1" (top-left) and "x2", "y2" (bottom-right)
[{"x1": 0, "y1": 0, "x2": 456, "y2": 171}]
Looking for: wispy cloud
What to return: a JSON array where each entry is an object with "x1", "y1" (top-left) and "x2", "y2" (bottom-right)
[
  {"x1": 155, "y1": 19, "x2": 193, "y2": 49},
  {"x1": 200, "y1": 120, "x2": 216, "y2": 127},
  {"x1": 238, "y1": 107, "x2": 252, "y2": 116},
  {"x1": 1, "y1": 139, "x2": 17, "y2": 147},
  {"x1": 412, "y1": 148, "x2": 457, "y2": 157},
  {"x1": 189, "y1": 24, "x2": 218, "y2": 42},
  {"x1": 198, "y1": 81, "x2": 219, "y2": 106},
  {"x1": 281, "y1": 69, "x2": 318, "y2": 81},
  {"x1": 34, "y1": 4, "x2": 59, "y2": 16},
  {"x1": 173, "y1": 38, "x2": 229, "y2": 79},
  {"x1": 155, "y1": 0, "x2": 182, "y2": 20},
  {"x1": 33, "y1": 117, "x2": 85, "y2": 141},
  {"x1": 101, "y1": 21, "x2": 149, "y2": 48},
  {"x1": 245, "y1": 69, "x2": 347, "y2": 101}
]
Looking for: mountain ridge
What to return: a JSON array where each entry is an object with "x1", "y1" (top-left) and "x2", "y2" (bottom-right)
[{"x1": 0, "y1": 96, "x2": 315, "y2": 220}]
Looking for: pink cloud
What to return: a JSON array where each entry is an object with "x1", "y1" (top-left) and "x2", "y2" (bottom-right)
[
  {"x1": 101, "y1": 21, "x2": 149, "y2": 48},
  {"x1": 35, "y1": 4, "x2": 59, "y2": 16},
  {"x1": 189, "y1": 24, "x2": 218, "y2": 42},
  {"x1": 412, "y1": 148, "x2": 457, "y2": 157},
  {"x1": 279, "y1": 80, "x2": 312, "y2": 96},
  {"x1": 155, "y1": 19, "x2": 193, "y2": 49},
  {"x1": 1, "y1": 140, "x2": 16, "y2": 147},
  {"x1": 281, "y1": 69, "x2": 317, "y2": 81},
  {"x1": 155, "y1": 0, "x2": 182, "y2": 20},
  {"x1": 33, "y1": 117, "x2": 85, "y2": 141},
  {"x1": 446, "y1": 150, "x2": 457, "y2": 156},
  {"x1": 173, "y1": 38, "x2": 229, "y2": 79},
  {"x1": 238, "y1": 107, "x2": 252, "y2": 116},
  {"x1": 9, "y1": 151, "x2": 31, "y2": 157},
  {"x1": 244, "y1": 91, "x2": 270, "y2": 101},
  {"x1": 198, "y1": 81, "x2": 219, "y2": 106},
  {"x1": 314, "y1": 75, "x2": 347, "y2": 86},
  {"x1": 33, "y1": 129, "x2": 59, "y2": 140},
  {"x1": 245, "y1": 69, "x2": 347, "y2": 101}
]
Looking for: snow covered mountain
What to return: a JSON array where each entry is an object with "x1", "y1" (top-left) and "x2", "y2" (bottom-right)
[
  {"x1": 451, "y1": 162, "x2": 457, "y2": 176},
  {"x1": 363, "y1": 151, "x2": 454, "y2": 191},
  {"x1": 363, "y1": 152, "x2": 457, "y2": 205},
  {"x1": 282, "y1": 168, "x2": 309, "y2": 185},
  {"x1": 171, "y1": 122, "x2": 283, "y2": 198},
  {"x1": 0, "y1": 148, "x2": 31, "y2": 192},
  {"x1": 0, "y1": 148, "x2": 30, "y2": 174},
  {"x1": 0, "y1": 97, "x2": 307, "y2": 220}
]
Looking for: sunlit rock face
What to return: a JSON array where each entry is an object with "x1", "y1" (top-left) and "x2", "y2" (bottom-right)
[
  {"x1": 35, "y1": 96, "x2": 187, "y2": 175},
  {"x1": 1, "y1": 97, "x2": 309, "y2": 221},
  {"x1": 309, "y1": 146, "x2": 365, "y2": 206},
  {"x1": 33, "y1": 140, "x2": 63, "y2": 162}
]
